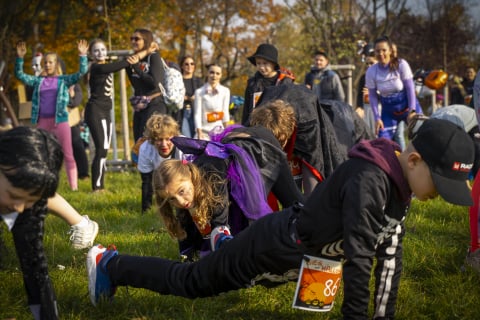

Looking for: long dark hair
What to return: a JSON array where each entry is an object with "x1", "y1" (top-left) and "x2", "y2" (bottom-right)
[
  {"x1": 374, "y1": 35, "x2": 399, "y2": 72},
  {"x1": 133, "y1": 28, "x2": 154, "y2": 51},
  {"x1": 0, "y1": 127, "x2": 63, "y2": 198}
]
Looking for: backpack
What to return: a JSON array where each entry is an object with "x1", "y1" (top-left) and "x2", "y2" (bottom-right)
[{"x1": 158, "y1": 58, "x2": 186, "y2": 113}]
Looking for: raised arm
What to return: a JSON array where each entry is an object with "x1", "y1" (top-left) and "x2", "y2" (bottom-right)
[
  {"x1": 77, "y1": 39, "x2": 89, "y2": 56},
  {"x1": 17, "y1": 41, "x2": 27, "y2": 58}
]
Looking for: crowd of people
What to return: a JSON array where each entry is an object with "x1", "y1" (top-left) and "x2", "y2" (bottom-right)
[{"x1": 2, "y1": 30, "x2": 480, "y2": 320}]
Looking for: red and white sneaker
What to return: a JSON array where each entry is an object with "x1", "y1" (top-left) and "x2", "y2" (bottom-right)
[
  {"x1": 86, "y1": 244, "x2": 118, "y2": 306},
  {"x1": 210, "y1": 226, "x2": 233, "y2": 251}
]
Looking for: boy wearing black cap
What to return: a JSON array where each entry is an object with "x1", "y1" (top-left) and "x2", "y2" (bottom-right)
[
  {"x1": 305, "y1": 50, "x2": 345, "y2": 102},
  {"x1": 241, "y1": 43, "x2": 294, "y2": 125},
  {"x1": 88, "y1": 119, "x2": 473, "y2": 319}
]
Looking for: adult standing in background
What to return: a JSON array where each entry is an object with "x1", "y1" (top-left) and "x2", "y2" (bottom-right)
[
  {"x1": 14, "y1": 40, "x2": 89, "y2": 191},
  {"x1": 305, "y1": 50, "x2": 345, "y2": 102},
  {"x1": 451, "y1": 66, "x2": 476, "y2": 106},
  {"x1": 85, "y1": 38, "x2": 151, "y2": 192},
  {"x1": 365, "y1": 35, "x2": 422, "y2": 140},
  {"x1": 467, "y1": 68, "x2": 480, "y2": 271},
  {"x1": 355, "y1": 43, "x2": 377, "y2": 136},
  {"x1": 179, "y1": 55, "x2": 203, "y2": 138},
  {"x1": 127, "y1": 28, "x2": 167, "y2": 141},
  {"x1": 194, "y1": 63, "x2": 230, "y2": 140}
]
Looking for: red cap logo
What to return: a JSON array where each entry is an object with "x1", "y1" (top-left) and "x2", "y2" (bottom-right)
[{"x1": 452, "y1": 162, "x2": 473, "y2": 172}]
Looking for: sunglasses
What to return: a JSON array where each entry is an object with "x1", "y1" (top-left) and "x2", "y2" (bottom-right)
[{"x1": 130, "y1": 36, "x2": 143, "y2": 42}]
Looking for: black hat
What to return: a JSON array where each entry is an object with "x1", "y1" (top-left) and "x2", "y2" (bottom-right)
[
  {"x1": 411, "y1": 118, "x2": 474, "y2": 206},
  {"x1": 247, "y1": 44, "x2": 279, "y2": 70}
]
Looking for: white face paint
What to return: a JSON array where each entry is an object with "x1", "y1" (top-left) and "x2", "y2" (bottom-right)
[
  {"x1": 92, "y1": 42, "x2": 107, "y2": 62},
  {"x1": 32, "y1": 55, "x2": 43, "y2": 76}
]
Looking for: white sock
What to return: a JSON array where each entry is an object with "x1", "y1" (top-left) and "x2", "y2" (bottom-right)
[{"x1": 73, "y1": 216, "x2": 88, "y2": 228}]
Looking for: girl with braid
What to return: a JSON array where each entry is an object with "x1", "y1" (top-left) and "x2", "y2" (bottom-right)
[{"x1": 0, "y1": 127, "x2": 63, "y2": 319}]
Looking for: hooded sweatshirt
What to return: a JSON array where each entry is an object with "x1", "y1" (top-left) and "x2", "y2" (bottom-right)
[{"x1": 296, "y1": 138, "x2": 412, "y2": 257}]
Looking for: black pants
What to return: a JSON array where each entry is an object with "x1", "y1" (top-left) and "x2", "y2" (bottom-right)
[
  {"x1": 85, "y1": 108, "x2": 112, "y2": 190},
  {"x1": 132, "y1": 100, "x2": 167, "y2": 142},
  {"x1": 108, "y1": 205, "x2": 304, "y2": 297},
  {"x1": 71, "y1": 124, "x2": 89, "y2": 179},
  {"x1": 108, "y1": 193, "x2": 402, "y2": 319},
  {"x1": 12, "y1": 200, "x2": 58, "y2": 320},
  {"x1": 140, "y1": 172, "x2": 153, "y2": 213}
]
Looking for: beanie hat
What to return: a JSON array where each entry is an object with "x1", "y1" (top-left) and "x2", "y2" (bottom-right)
[
  {"x1": 431, "y1": 104, "x2": 477, "y2": 133},
  {"x1": 411, "y1": 118, "x2": 474, "y2": 206},
  {"x1": 247, "y1": 44, "x2": 279, "y2": 70}
]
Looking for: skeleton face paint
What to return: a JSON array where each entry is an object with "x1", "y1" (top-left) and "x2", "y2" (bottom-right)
[
  {"x1": 92, "y1": 42, "x2": 107, "y2": 62},
  {"x1": 32, "y1": 54, "x2": 43, "y2": 76}
]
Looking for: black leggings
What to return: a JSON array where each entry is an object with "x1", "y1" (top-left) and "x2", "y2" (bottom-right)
[
  {"x1": 85, "y1": 109, "x2": 112, "y2": 190},
  {"x1": 12, "y1": 200, "x2": 58, "y2": 319}
]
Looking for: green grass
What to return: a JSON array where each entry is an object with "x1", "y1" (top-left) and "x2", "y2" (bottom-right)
[{"x1": 1, "y1": 171, "x2": 479, "y2": 319}]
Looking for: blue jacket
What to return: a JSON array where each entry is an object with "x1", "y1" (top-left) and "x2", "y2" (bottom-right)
[{"x1": 15, "y1": 55, "x2": 88, "y2": 124}]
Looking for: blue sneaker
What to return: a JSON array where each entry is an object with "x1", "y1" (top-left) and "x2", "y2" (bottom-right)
[
  {"x1": 210, "y1": 226, "x2": 233, "y2": 251},
  {"x1": 87, "y1": 244, "x2": 118, "y2": 306}
]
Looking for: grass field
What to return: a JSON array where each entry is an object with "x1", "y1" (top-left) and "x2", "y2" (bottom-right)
[{"x1": 1, "y1": 169, "x2": 479, "y2": 320}]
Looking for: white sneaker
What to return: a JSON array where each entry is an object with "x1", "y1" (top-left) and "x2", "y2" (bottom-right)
[{"x1": 69, "y1": 216, "x2": 99, "y2": 250}]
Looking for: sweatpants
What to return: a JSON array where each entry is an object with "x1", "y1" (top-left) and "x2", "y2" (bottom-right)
[
  {"x1": 37, "y1": 118, "x2": 77, "y2": 190},
  {"x1": 108, "y1": 205, "x2": 304, "y2": 297},
  {"x1": 107, "y1": 199, "x2": 403, "y2": 319},
  {"x1": 470, "y1": 170, "x2": 480, "y2": 253}
]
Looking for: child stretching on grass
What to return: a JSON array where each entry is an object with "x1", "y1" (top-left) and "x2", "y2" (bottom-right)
[
  {"x1": 136, "y1": 114, "x2": 183, "y2": 213},
  {"x1": 87, "y1": 119, "x2": 474, "y2": 319},
  {"x1": 151, "y1": 100, "x2": 303, "y2": 261},
  {"x1": 0, "y1": 127, "x2": 63, "y2": 319}
]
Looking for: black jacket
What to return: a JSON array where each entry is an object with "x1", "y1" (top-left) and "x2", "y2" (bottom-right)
[
  {"x1": 257, "y1": 84, "x2": 347, "y2": 180},
  {"x1": 242, "y1": 70, "x2": 294, "y2": 125}
]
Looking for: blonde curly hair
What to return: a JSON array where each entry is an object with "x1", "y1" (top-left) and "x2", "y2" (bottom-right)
[
  {"x1": 249, "y1": 99, "x2": 296, "y2": 147},
  {"x1": 144, "y1": 113, "x2": 180, "y2": 144},
  {"x1": 153, "y1": 159, "x2": 227, "y2": 240}
]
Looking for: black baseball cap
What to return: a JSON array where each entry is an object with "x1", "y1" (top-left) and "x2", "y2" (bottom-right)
[{"x1": 411, "y1": 119, "x2": 474, "y2": 206}]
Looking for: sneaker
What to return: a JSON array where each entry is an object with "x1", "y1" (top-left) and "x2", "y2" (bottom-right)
[
  {"x1": 87, "y1": 244, "x2": 118, "y2": 306},
  {"x1": 69, "y1": 216, "x2": 99, "y2": 250},
  {"x1": 465, "y1": 248, "x2": 480, "y2": 272},
  {"x1": 210, "y1": 226, "x2": 233, "y2": 251}
]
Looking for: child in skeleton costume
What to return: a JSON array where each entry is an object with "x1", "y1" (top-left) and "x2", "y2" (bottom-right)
[{"x1": 85, "y1": 39, "x2": 152, "y2": 191}]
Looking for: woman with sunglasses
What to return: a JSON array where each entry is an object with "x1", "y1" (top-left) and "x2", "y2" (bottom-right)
[
  {"x1": 127, "y1": 29, "x2": 167, "y2": 141},
  {"x1": 179, "y1": 55, "x2": 203, "y2": 137}
]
